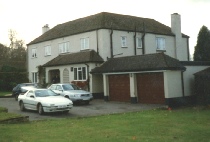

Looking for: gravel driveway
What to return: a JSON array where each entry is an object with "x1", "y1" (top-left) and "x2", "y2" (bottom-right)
[{"x1": 0, "y1": 97, "x2": 165, "y2": 121}]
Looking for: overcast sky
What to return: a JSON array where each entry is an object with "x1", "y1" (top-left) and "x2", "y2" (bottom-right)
[{"x1": 1, "y1": 0, "x2": 210, "y2": 56}]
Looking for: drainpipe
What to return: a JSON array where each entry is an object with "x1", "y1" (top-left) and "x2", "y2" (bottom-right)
[
  {"x1": 187, "y1": 37, "x2": 190, "y2": 61},
  {"x1": 85, "y1": 64, "x2": 90, "y2": 91},
  {"x1": 110, "y1": 28, "x2": 113, "y2": 58},
  {"x1": 96, "y1": 30, "x2": 99, "y2": 54},
  {"x1": 141, "y1": 22, "x2": 146, "y2": 55},
  {"x1": 134, "y1": 26, "x2": 137, "y2": 55},
  {"x1": 181, "y1": 71, "x2": 185, "y2": 97}
]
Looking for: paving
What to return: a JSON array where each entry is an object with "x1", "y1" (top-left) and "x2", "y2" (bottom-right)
[{"x1": 0, "y1": 97, "x2": 165, "y2": 121}]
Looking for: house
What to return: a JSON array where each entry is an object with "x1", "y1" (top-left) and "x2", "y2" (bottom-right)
[{"x1": 27, "y1": 12, "x2": 193, "y2": 105}]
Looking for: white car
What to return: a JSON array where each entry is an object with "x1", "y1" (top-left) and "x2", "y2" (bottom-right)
[
  {"x1": 18, "y1": 88, "x2": 73, "y2": 115},
  {"x1": 48, "y1": 84, "x2": 93, "y2": 104}
]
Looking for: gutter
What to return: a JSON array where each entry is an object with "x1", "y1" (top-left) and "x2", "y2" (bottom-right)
[{"x1": 110, "y1": 28, "x2": 113, "y2": 58}]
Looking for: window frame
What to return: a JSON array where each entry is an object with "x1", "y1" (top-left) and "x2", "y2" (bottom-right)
[
  {"x1": 80, "y1": 37, "x2": 89, "y2": 50},
  {"x1": 32, "y1": 48, "x2": 37, "y2": 58},
  {"x1": 121, "y1": 36, "x2": 127, "y2": 48},
  {"x1": 136, "y1": 37, "x2": 142, "y2": 49},
  {"x1": 44, "y1": 45, "x2": 51, "y2": 56},
  {"x1": 73, "y1": 67, "x2": 87, "y2": 81},
  {"x1": 59, "y1": 41, "x2": 70, "y2": 54},
  {"x1": 156, "y1": 37, "x2": 166, "y2": 51},
  {"x1": 32, "y1": 72, "x2": 38, "y2": 83}
]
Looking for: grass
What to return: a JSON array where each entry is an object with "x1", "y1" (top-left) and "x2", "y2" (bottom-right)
[
  {"x1": 0, "y1": 91, "x2": 11, "y2": 97},
  {"x1": 0, "y1": 107, "x2": 22, "y2": 121},
  {"x1": 0, "y1": 106, "x2": 210, "y2": 142}
]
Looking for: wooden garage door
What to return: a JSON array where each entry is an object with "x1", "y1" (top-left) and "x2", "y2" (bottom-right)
[
  {"x1": 109, "y1": 74, "x2": 130, "y2": 102},
  {"x1": 137, "y1": 72, "x2": 165, "y2": 104}
]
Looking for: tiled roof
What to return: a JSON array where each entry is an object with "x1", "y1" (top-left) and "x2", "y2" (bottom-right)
[
  {"x1": 28, "y1": 12, "x2": 188, "y2": 45},
  {"x1": 43, "y1": 50, "x2": 104, "y2": 67},
  {"x1": 194, "y1": 67, "x2": 210, "y2": 77},
  {"x1": 91, "y1": 53, "x2": 185, "y2": 74}
]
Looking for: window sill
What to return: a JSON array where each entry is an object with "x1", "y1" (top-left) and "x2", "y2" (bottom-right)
[
  {"x1": 45, "y1": 55, "x2": 51, "y2": 57},
  {"x1": 137, "y1": 47, "x2": 142, "y2": 49},
  {"x1": 121, "y1": 46, "x2": 128, "y2": 48}
]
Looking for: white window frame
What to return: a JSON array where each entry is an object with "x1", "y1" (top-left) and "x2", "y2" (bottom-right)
[
  {"x1": 80, "y1": 38, "x2": 89, "y2": 50},
  {"x1": 74, "y1": 67, "x2": 87, "y2": 81},
  {"x1": 45, "y1": 45, "x2": 51, "y2": 56},
  {"x1": 156, "y1": 37, "x2": 166, "y2": 50},
  {"x1": 121, "y1": 36, "x2": 127, "y2": 47},
  {"x1": 136, "y1": 37, "x2": 142, "y2": 49},
  {"x1": 59, "y1": 42, "x2": 70, "y2": 54},
  {"x1": 32, "y1": 72, "x2": 38, "y2": 83},
  {"x1": 32, "y1": 48, "x2": 37, "y2": 58}
]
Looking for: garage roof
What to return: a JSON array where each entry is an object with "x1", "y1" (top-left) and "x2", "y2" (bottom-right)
[
  {"x1": 194, "y1": 67, "x2": 210, "y2": 78},
  {"x1": 28, "y1": 12, "x2": 188, "y2": 45},
  {"x1": 43, "y1": 50, "x2": 104, "y2": 67},
  {"x1": 91, "y1": 53, "x2": 186, "y2": 74}
]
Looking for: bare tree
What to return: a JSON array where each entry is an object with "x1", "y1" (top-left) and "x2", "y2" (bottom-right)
[{"x1": 8, "y1": 29, "x2": 17, "y2": 49}]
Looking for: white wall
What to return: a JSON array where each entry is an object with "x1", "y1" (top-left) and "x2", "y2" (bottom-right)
[
  {"x1": 28, "y1": 28, "x2": 189, "y2": 83},
  {"x1": 164, "y1": 71, "x2": 183, "y2": 98}
]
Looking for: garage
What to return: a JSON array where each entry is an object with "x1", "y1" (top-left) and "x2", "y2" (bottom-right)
[
  {"x1": 137, "y1": 72, "x2": 165, "y2": 104},
  {"x1": 108, "y1": 74, "x2": 130, "y2": 102}
]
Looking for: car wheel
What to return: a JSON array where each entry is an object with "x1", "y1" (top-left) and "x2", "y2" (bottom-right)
[
  {"x1": 15, "y1": 94, "x2": 19, "y2": 101},
  {"x1": 20, "y1": 101, "x2": 25, "y2": 111},
  {"x1": 85, "y1": 101, "x2": 90, "y2": 105},
  {"x1": 38, "y1": 104, "x2": 44, "y2": 115}
]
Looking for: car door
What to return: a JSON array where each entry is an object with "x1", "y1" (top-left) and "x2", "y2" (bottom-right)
[
  {"x1": 55, "y1": 85, "x2": 64, "y2": 96},
  {"x1": 24, "y1": 90, "x2": 37, "y2": 110}
]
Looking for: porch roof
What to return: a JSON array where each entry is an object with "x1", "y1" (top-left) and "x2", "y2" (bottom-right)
[
  {"x1": 91, "y1": 53, "x2": 186, "y2": 74},
  {"x1": 43, "y1": 50, "x2": 104, "y2": 67}
]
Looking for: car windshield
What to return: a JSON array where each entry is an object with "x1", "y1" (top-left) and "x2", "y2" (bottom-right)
[
  {"x1": 35, "y1": 90, "x2": 58, "y2": 97},
  {"x1": 62, "y1": 84, "x2": 80, "y2": 90}
]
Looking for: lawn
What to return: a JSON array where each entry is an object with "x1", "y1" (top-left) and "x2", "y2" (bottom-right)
[
  {"x1": 0, "y1": 91, "x2": 11, "y2": 97},
  {"x1": 0, "y1": 106, "x2": 210, "y2": 142}
]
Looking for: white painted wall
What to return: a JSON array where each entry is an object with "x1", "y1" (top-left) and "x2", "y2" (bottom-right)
[{"x1": 164, "y1": 71, "x2": 183, "y2": 98}]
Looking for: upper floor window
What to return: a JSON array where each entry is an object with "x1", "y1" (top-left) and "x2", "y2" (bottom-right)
[
  {"x1": 136, "y1": 37, "x2": 142, "y2": 48},
  {"x1": 121, "y1": 36, "x2": 127, "y2": 47},
  {"x1": 74, "y1": 67, "x2": 87, "y2": 81},
  {"x1": 59, "y1": 42, "x2": 70, "y2": 54},
  {"x1": 80, "y1": 38, "x2": 89, "y2": 50},
  {"x1": 156, "y1": 37, "x2": 165, "y2": 50},
  {"x1": 32, "y1": 48, "x2": 37, "y2": 58},
  {"x1": 45, "y1": 45, "x2": 51, "y2": 56}
]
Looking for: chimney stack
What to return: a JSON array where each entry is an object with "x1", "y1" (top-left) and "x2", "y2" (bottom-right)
[
  {"x1": 42, "y1": 24, "x2": 49, "y2": 34},
  {"x1": 171, "y1": 13, "x2": 182, "y2": 59}
]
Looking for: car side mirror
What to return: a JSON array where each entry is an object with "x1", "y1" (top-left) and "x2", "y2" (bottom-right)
[
  {"x1": 59, "y1": 89, "x2": 63, "y2": 92},
  {"x1": 30, "y1": 95, "x2": 35, "y2": 98}
]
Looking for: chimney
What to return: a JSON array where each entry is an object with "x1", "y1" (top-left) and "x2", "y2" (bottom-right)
[
  {"x1": 42, "y1": 24, "x2": 49, "y2": 34},
  {"x1": 171, "y1": 13, "x2": 182, "y2": 59}
]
